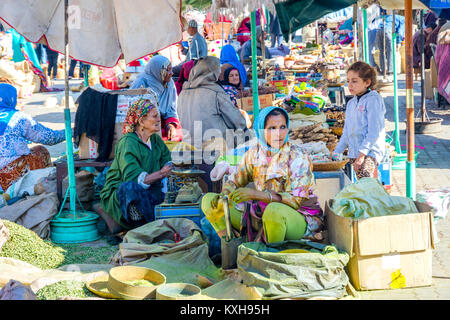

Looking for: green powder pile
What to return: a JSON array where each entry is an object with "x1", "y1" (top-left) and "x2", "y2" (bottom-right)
[
  {"x1": 36, "y1": 280, "x2": 96, "y2": 300},
  {"x1": 124, "y1": 279, "x2": 155, "y2": 287},
  {"x1": 56, "y1": 243, "x2": 118, "y2": 266},
  {"x1": 0, "y1": 219, "x2": 65, "y2": 269}
]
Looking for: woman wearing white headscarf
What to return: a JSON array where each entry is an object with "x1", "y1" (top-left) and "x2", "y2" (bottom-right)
[{"x1": 130, "y1": 55, "x2": 182, "y2": 141}]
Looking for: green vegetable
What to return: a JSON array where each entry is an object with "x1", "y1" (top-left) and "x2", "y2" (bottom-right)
[
  {"x1": 124, "y1": 279, "x2": 155, "y2": 287},
  {"x1": 36, "y1": 280, "x2": 95, "y2": 300},
  {"x1": 0, "y1": 219, "x2": 119, "y2": 269},
  {"x1": 0, "y1": 220, "x2": 65, "y2": 269}
]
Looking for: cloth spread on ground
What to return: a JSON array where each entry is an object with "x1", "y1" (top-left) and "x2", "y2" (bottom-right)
[
  {"x1": 111, "y1": 218, "x2": 223, "y2": 285},
  {"x1": 74, "y1": 87, "x2": 118, "y2": 162},
  {"x1": 331, "y1": 177, "x2": 419, "y2": 219}
]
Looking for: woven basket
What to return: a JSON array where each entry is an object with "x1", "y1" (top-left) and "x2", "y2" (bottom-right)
[{"x1": 313, "y1": 159, "x2": 349, "y2": 172}]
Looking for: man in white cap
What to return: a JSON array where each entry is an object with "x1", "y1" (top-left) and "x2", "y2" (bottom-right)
[{"x1": 186, "y1": 19, "x2": 208, "y2": 61}]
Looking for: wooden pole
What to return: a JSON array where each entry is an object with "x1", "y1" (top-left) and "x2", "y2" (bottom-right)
[
  {"x1": 420, "y1": 10, "x2": 426, "y2": 123},
  {"x1": 353, "y1": 4, "x2": 358, "y2": 62},
  {"x1": 405, "y1": 0, "x2": 416, "y2": 199}
]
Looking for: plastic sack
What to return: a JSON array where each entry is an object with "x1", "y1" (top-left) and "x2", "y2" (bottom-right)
[
  {"x1": 6, "y1": 167, "x2": 55, "y2": 198},
  {"x1": 331, "y1": 178, "x2": 419, "y2": 219},
  {"x1": 237, "y1": 240, "x2": 350, "y2": 300},
  {"x1": 0, "y1": 280, "x2": 37, "y2": 300},
  {"x1": 210, "y1": 161, "x2": 231, "y2": 182},
  {"x1": 0, "y1": 192, "x2": 59, "y2": 239},
  {"x1": 416, "y1": 187, "x2": 449, "y2": 221}
]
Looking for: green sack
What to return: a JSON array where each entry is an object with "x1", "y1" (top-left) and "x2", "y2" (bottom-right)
[
  {"x1": 237, "y1": 240, "x2": 350, "y2": 300},
  {"x1": 331, "y1": 178, "x2": 419, "y2": 219}
]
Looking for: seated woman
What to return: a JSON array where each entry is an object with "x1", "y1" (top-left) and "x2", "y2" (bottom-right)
[
  {"x1": 97, "y1": 98, "x2": 173, "y2": 233},
  {"x1": 219, "y1": 44, "x2": 248, "y2": 88},
  {"x1": 0, "y1": 83, "x2": 65, "y2": 192},
  {"x1": 201, "y1": 107, "x2": 324, "y2": 243},
  {"x1": 175, "y1": 59, "x2": 195, "y2": 95},
  {"x1": 130, "y1": 55, "x2": 183, "y2": 142},
  {"x1": 219, "y1": 67, "x2": 252, "y2": 129},
  {"x1": 177, "y1": 56, "x2": 247, "y2": 147}
]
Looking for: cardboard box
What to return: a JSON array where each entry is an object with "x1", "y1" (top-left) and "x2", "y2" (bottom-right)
[
  {"x1": 237, "y1": 94, "x2": 275, "y2": 112},
  {"x1": 78, "y1": 122, "x2": 124, "y2": 160},
  {"x1": 325, "y1": 200, "x2": 434, "y2": 291}
]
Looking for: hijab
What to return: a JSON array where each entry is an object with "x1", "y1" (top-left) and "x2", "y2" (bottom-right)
[
  {"x1": 253, "y1": 106, "x2": 289, "y2": 154},
  {"x1": 0, "y1": 83, "x2": 18, "y2": 135},
  {"x1": 220, "y1": 44, "x2": 248, "y2": 86},
  {"x1": 129, "y1": 55, "x2": 177, "y2": 119},
  {"x1": 123, "y1": 98, "x2": 157, "y2": 135},
  {"x1": 183, "y1": 56, "x2": 223, "y2": 92},
  {"x1": 220, "y1": 67, "x2": 241, "y2": 88}
]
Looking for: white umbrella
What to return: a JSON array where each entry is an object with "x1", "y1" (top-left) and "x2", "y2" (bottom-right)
[{"x1": 0, "y1": 0, "x2": 183, "y2": 67}]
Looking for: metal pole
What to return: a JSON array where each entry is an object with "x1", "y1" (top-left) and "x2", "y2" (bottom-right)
[
  {"x1": 392, "y1": 10, "x2": 402, "y2": 154},
  {"x1": 315, "y1": 20, "x2": 319, "y2": 45},
  {"x1": 405, "y1": 0, "x2": 416, "y2": 199},
  {"x1": 362, "y1": 7, "x2": 369, "y2": 63},
  {"x1": 251, "y1": 10, "x2": 260, "y2": 119},
  {"x1": 64, "y1": 0, "x2": 76, "y2": 213},
  {"x1": 420, "y1": 10, "x2": 426, "y2": 123}
]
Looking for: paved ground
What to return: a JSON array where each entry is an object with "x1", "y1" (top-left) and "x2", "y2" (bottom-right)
[{"x1": 19, "y1": 75, "x2": 450, "y2": 300}]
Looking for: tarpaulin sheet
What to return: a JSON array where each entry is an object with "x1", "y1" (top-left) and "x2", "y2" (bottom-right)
[{"x1": 275, "y1": 0, "x2": 357, "y2": 41}]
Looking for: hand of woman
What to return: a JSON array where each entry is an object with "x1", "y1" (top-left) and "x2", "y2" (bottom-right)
[
  {"x1": 353, "y1": 152, "x2": 366, "y2": 172},
  {"x1": 166, "y1": 123, "x2": 176, "y2": 141},
  {"x1": 159, "y1": 164, "x2": 173, "y2": 178},
  {"x1": 229, "y1": 188, "x2": 259, "y2": 204}
]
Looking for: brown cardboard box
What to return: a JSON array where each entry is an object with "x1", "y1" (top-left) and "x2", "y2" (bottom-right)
[
  {"x1": 237, "y1": 94, "x2": 275, "y2": 112},
  {"x1": 78, "y1": 122, "x2": 124, "y2": 160},
  {"x1": 325, "y1": 200, "x2": 434, "y2": 291}
]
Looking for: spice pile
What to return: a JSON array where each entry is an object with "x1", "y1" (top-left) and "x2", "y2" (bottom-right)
[
  {"x1": 289, "y1": 122, "x2": 339, "y2": 150},
  {"x1": 36, "y1": 280, "x2": 96, "y2": 300},
  {"x1": 0, "y1": 219, "x2": 65, "y2": 269}
]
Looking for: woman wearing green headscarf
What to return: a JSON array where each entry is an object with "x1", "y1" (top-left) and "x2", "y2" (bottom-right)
[
  {"x1": 96, "y1": 98, "x2": 172, "y2": 233},
  {"x1": 201, "y1": 107, "x2": 324, "y2": 243}
]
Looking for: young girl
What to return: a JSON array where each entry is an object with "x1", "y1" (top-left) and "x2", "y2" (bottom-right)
[{"x1": 333, "y1": 61, "x2": 386, "y2": 179}]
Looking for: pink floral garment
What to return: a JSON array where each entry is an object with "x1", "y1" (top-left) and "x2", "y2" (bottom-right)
[
  {"x1": 223, "y1": 141, "x2": 315, "y2": 208},
  {"x1": 223, "y1": 142, "x2": 324, "y2": 240}
]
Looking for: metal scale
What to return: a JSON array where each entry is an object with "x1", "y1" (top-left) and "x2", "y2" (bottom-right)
[{"x1": 166, "y1": 153, "x2": 205, "y2": 204}]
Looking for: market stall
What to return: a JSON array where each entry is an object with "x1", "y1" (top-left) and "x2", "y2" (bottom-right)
[{"x1": 0, "y1": 0, "x2": 443, "y2": 303}]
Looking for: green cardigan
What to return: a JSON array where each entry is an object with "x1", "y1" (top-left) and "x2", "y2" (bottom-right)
[{"x1": 100, "y1": 132, "x2": 171, "y2": 229}]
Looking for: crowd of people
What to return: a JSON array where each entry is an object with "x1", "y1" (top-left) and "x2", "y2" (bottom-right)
[{"x1": 0, "y1": 8, "x2": 448, "y2": 247}]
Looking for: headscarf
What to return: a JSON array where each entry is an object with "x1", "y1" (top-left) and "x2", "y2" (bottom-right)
[
  {"x1": 253, "y1": 106, "x2": 289, "y2": 154},
  {"x1": 123, "y1": 98, "x2": 157, "y2": 135},
  {"x1": 0, "y1": 83, "x2": 18, "y2": 135},
  {"x1": 220, "y1": 44, "x2": 247, "y2": 86},
  {"x1": 220, "y1": 67, "x2": 241, "y2": 88},
  {"x1": 129, "y1": 55, "x2": 178, "y2": 119}
]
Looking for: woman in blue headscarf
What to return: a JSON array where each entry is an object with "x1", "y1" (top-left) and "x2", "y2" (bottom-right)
[
  {"x1": 201, "y1": 106, "x2": 324, "y2": 243},
  {"x1": 219, "y1": 44, "x2": 248, "y2": 88},
  {"x1": 130, "y1": 55, "x2": 182, "y2": 142},
  {"x1": 0, "y1": 84, "x2": 65, "y2": 192}
]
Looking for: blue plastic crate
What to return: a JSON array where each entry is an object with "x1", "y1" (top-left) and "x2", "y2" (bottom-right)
[{"x1": 154, "y1": 203, "x2": 204, "y2": 227}]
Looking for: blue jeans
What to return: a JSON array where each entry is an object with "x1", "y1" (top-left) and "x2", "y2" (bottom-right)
[
  {"x1": 368, "y1": 29, "x2": 378, "y2": 69},
  {"x1": 117, "y1": 181, "x2": 165, "y2": 228},
  {"x1": 375, "y1": 28, "x2": 393, "y2": 73},
  {"x1": 271, "y1": 34, "x2": 283, "y2": 48}
]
